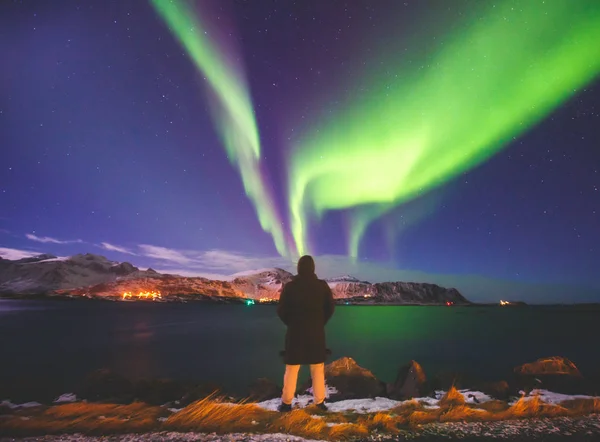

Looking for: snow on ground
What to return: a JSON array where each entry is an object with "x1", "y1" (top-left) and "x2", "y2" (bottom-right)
[
  {"x1": 510, "y1": 389, "x2": 598, "y2": 405},
  {"x1": 326, "y1": 397, "x2": 400, "y2": 413},
  {"x1": 54, "y1": 393, "x2": 77, "y2": 404},
  {"x1": 0, "y1": 400, "x2": 42, "y2": 409},
  {"x1": 256, "y1": 387, "x2": 495, "y2": 413},
  {"x1": 257, "y1": 386, "x2": 339, "y2": 411},
  {"x1": 433, "y1": 389, "x2": 493, "y2": 404}
]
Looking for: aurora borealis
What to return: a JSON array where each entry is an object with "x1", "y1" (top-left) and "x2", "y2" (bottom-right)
[
  {"x1": 149, "y1": 0, "x2": 289, "y2": 257},
  {"x1": 1, "y1": 0, "x2": 600, "y2": 302},
  {"x1": 288, "y1": 0, "x2": 600, "y2": 257}
]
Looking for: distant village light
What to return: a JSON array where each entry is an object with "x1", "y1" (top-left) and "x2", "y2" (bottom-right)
[{"x1": 122, "y1": 291, "x2": 162, "y2": 301}]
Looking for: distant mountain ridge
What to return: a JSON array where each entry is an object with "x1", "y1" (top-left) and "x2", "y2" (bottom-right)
[{"x1": 0, "y1": 253, "x2": 469, "y2": 304}]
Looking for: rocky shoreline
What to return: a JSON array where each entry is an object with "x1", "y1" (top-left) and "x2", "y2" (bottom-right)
[{"x1": 1, "y1": 356, "x2": 599, "y2": 440}]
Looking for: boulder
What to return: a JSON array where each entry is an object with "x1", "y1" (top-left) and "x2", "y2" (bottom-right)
[
  {"x1": 513, "y1": 356, "x2": 588, "y2": 395},
  {"x1": 514, "y1": 356, "x2": 581, "y2": 376},
  {"x1": 313, "y1": 357, "x2": 386, "y2": 400},
  {"x1": 387, "y1": 360, "x2": 429, "y2": 399},
  {"x1": 248, "y1": 378, "x2": 281, "y2": 402},
  {"x1": 76, "y1": 369, "x2": 134, "y2": 403}
]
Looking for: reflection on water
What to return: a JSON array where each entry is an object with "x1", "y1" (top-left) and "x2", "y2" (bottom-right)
[
  {"x1": 111, "y1": 311, "x2": 160, "y2": 380},
  {"x1": 0, "y1": 299, "x2": 56, "y2": 313}
]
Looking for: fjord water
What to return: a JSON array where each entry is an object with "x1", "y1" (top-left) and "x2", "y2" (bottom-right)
[{"x1": 1, "y1": 300, "x2": 598, "y2": 401}]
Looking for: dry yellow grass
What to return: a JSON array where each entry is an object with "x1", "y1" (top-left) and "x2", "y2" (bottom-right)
[
  {"x1": 497, "y1": 395, "x2": 570, "y2": 420},
  {"x1": 327, "y1": 422, "x2": 370, "y2": 440},
  {"x1": 475, "y1": 399, "x2": 511, "y2": 413},
  {"x1": 270, "y1": 408, "x2": 328, "y2": 438},
  {"x1": 438, "y1": 385, "x2": 466, "y2": 408},
  {"x1": 389, "y1": 398, "x2": 424, "y2": 415},
  {"x1": 560, "y1": 397, "x2": 600, "y2": 414},
  {"x1": 439, "y1": 405, "x2": 491, "y2": 422},
  {"x1": 408, "y1": 409, "x2": 443, "y2": 426},
  {"x1": 358, "y1": 412, "x2": 401, "y2": 433},
  {"x1": 164, "y1": 394, "x2": 271, "y2": 433},
  {"x1": 0, "y1": 402, "x2": 165, "y2": 437},
  {"x1": 2, "y1": 392, "x2": 599, "y2": 439}
]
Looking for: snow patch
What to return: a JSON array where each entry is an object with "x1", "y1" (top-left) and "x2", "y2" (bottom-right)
[
  {"x1": 304, "y1": 385, "x2": 338, "y2": 397},
  {"x1": 327, "y1": 397, "x2": 400, "y2": 413},
  {"x1": 54, "y1": 393, "x2": 77, "y2": 403},
  {"x1": 510, "y1": 389, "x2": 599, "y2": 405},
  {"x1": 460, "y1": 389, "x2": 494, "y2": 404},
  {"x1": 230, "y1": 268, "x2": 281, "y2": 278},
  {"x1": 28, "y1": 256, "x2": 69, "y2": 263},
  {"x1": 0, "y1": 400, "x2": 42, "y2": 409},
  {"x1": 257, "y1": 390, "x2": 497, "y2": 413}
]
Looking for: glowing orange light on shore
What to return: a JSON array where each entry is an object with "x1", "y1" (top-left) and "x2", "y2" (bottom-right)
[
  {"x1": 122, "y1": 291, "x2": 162, "y2": 300},
  {"x1": 500, "y1": 300, "x2": 510, "y2": 306},
  {"x1": 258, "y1": 297, "x2": 270, "y2": 303}
]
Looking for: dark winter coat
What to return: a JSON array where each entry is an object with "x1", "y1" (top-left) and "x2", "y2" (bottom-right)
[{"x1": 277, "y1": 273, "x2": 335, "y2": 365}]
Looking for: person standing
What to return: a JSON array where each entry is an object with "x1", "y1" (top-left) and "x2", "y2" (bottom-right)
[{"x1": 276, "y1": 255, "x2": 335, "y2": 412}]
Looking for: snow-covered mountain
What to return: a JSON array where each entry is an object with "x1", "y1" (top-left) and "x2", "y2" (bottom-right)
[
  {"x1": 0, "y1": 253, "x2": 469, "y2": 304},
  {"x1": 229, "y1": 268, "x2": 294, "y2": 300},
  {"x1": 0, "y1": 253, "x2": 149, "y2": 295}
]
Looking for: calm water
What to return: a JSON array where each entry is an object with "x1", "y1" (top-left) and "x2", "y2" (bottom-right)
[{"x1": 1, "y1": 299, "x2": 599, "y2": 401}]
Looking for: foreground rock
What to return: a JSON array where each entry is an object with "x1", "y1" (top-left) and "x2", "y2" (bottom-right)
[
  {"x1": 388, "y1": 360, "x2": 430, "y2": 400},
  {"x1": 318, "y1": 357, "x2": 386, "y2": 400},
  {"x1": 513, "y1": 356, "x2": 590, "y2": 395}
]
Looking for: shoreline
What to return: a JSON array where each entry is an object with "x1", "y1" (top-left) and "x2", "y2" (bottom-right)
[{"x1": 1, "y1": 296, "x2": 599, "y2": 307}]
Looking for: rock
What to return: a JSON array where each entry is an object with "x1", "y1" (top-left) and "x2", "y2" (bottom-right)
[
  {"x1": 513, "y1": 356, "x2": 588, "y2": 395},
  {"x1": 76, "y1": 369, "x2": 134, "y2": 403},
  {"x1": 388, "y1": 360, "x2": 429, "y2": 399},
  {"x1": 111, "y1": 262, "x2": 137, "y2": 276},
  {"x1": 320, "y1": 357, "x2": 386, "y2": 400},
  {"x1": 248, "y1": 378, "x2": 281, "y2": 402},
  {"x1": 515, "y1": 356, "x2": 581, "y2": 376},
  {"x1": 134, "y1": 379, "x2": 187, "y2": 405}
]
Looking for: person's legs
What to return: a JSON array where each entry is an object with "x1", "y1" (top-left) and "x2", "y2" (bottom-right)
[
  {"x1": 281, "y1": 364, "x2": 301, "y2": 405},
  {"x1": 309, "y1": 363, "x2": 326, "y2": 404}
]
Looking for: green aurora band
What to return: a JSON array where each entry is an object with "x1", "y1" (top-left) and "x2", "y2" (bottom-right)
[
  {"x1": 150, "y1": 0, "x2": 289, "y2": 257},
  {"x1": 289, "y1": 0, "x2": 600, "y2": 258}
]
